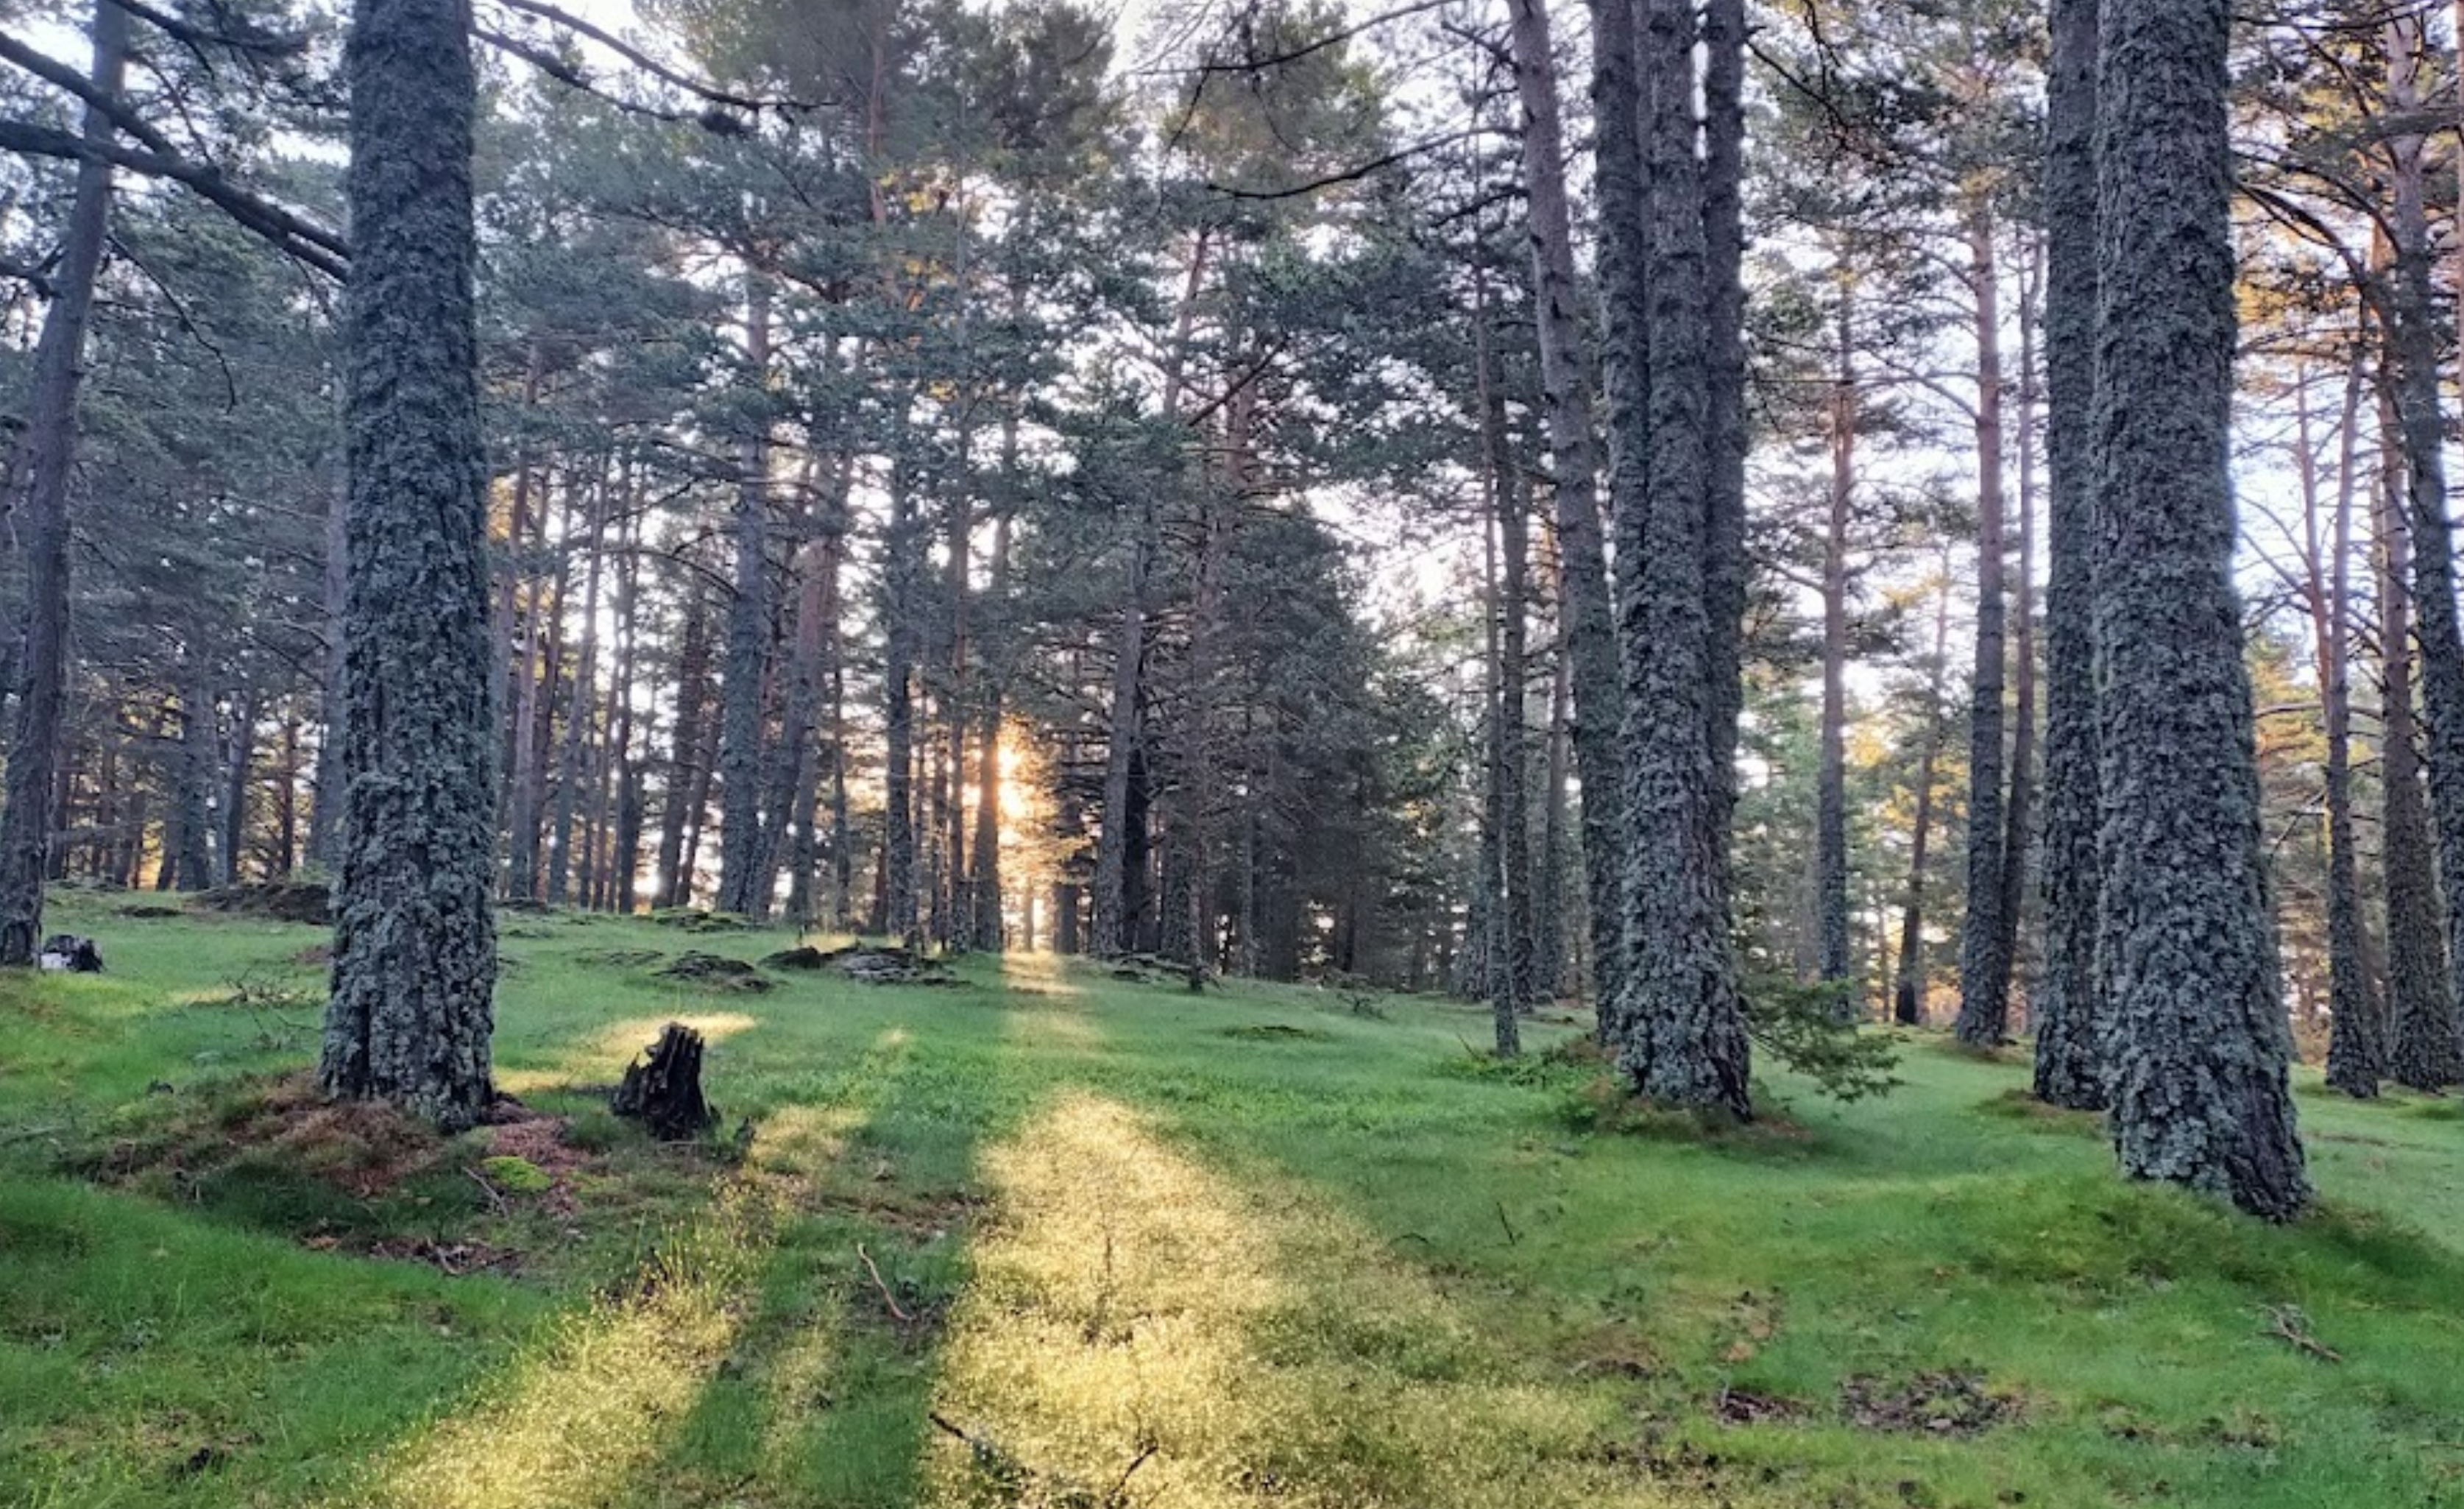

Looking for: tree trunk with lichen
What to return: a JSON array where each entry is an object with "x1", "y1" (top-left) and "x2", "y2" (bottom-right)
[
  {"x1": 2092, "y1": 0, "x2": 2306, "y2": 1220},
  {"x1": 2032, "y1": 0, "x2": 2108, "y2": 1109},
  {"x1": 318, "y1": 0, "x2": 498, "y2": 1131}
]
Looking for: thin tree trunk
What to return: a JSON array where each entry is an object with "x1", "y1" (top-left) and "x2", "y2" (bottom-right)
[
  {"x1": 1817, "y1": 277, "x2": 1856, "y2": 1000},
  {"x1": 2305, "y1": 361, "x2": 2381, "y2": 1096},
  {"x1": 548, "y1": 468, "x2": 608, "y2": 906},
  {"x1": 1896, "y1": 561, "x2": 1954, "y2": 1025},
  {"x1": 2033, "y1": 0, "x2": 2107, "y2": 1108},
  {"x1": 219, "y1": 684, "x2": 255, "y2": 884},
  {"x1": 1509, "y1": 0, "x2": 1624, "y2": 1018},
  {"x1": 716, "y1": 274, "x2": 775, "y2": 917},
  {"x1": 655, "y1": 579, "x2": 714, "y2": 910},
  {"x1": 308, "y1": 468, "x2": 348, "y2": 868},
  {"x1": 1998, "y1": 242, "x2": 2041, "y2": 1021},
  {"x1": 883, "y1": 453, "x2": 921, "y2": 944},
  {"x1": 1955, "y1": 206, "x2": 2013, "y2": 1046},
  {"x1": 0, "y1": 0, "x2": 124, "y2": 964}
]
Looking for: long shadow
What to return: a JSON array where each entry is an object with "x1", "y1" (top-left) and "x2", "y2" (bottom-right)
[{"x1": 644, "y1": 986, "x2": 1064, "y2": 1507}]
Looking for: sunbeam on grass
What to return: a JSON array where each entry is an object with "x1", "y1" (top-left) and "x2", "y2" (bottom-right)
[
  {"x1": 353, "y1": 1183, "x2": 776, "y2": 1509},
  {"x1": 927, "y1": 1093, "x2": 1683, "y2": 1508}
]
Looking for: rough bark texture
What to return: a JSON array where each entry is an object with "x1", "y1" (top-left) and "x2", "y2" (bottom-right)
[
  {"x1": 2310, "y1": 364, "x2": 2379, "y2": 1098},
  {"x1": 1953, "y1": 208, "x2": 2012, "y2": 1047},
  {"x1": 2384, "y1": 14, "x2": 2464, "y2": 1095},
  {"x1": 716, "y1": 278, "x2": 774, "y2": 917},
  {"x1": 1611, "y1": 0, "x2": 1750, "y2": 1116},
  {"x1": 1587, "y1": 0, "x2": 1646, "y2": 1043},
  {"x1": 319, "y1": 0, "x2": 499, "y2": 1131},
  {"x1": 1700, "y1": 0, "x2": 1749, "y2": 877},
  {"x1": 2380, "y1": 411, "x2": 2459, "y2": 1089},
  {"x1": 2031, "y1": 0, "x2": 2108, "y2": 1109},
  {"x1": 1509, "y1": 0, "x2": 1624, "y2": 1019},
  {"x1": 0, "y1": 0, "x2": 123, "y2": 966},
  {"x1": 2092, "y1": 0, "x2": 2306, "y2": 1220}
]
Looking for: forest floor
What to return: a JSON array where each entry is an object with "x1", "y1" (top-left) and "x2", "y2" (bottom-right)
[{"x1": 4, "y1": 892, "x2": 2463, "y2": 1508}]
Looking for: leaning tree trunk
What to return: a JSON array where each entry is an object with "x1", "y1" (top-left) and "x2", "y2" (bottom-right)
[
  {"x1": 319, "y1": 0, "x2": 499, "y2": 1131},
  {"x1": 0, "y1": 0, "x2": 124, "y2": 966},
  {"x1": 1508, "y1": 0, "x2": 1624, "y2": 1021},
  {"x1": 2032, "y1": 0, "x2": 2107, "y2": 1108},
  {"x1": 2093, "y1": 0, "x2": 2306, "y2": 1220}
]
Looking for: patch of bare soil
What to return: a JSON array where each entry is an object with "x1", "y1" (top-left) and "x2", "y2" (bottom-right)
[{"x1": 1714, "y1": 1385, "x2": 1809, "y2": 1425}]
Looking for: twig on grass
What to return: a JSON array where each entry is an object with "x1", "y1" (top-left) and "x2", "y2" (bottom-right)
[
  {"x1": 2262, "y1": 1305, "x2": 2343, "y2": 1363},
  {"x1": 859, "y1": 1242, "x2": 913, "y2": 1322}
]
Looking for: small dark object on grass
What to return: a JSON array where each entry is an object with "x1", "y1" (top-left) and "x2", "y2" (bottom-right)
[
  {"x1": 118, "y1": 903, "x2": 183, "y2": 919},
  {"x1": 38, "y1": 933, "x2": 102, "y2": 972},
  {"x1": 611, "y1": 1021, "x2": 719, "y2": 1140}
]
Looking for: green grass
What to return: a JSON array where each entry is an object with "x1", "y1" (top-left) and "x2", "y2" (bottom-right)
[{"x1": 4, "y1": 891, "x2": 2464, "y2": 1507}]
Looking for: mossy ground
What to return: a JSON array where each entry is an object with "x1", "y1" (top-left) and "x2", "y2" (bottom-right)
[{"x1": 4, "y1": 890, "x2": 2462, "y2": 1507}]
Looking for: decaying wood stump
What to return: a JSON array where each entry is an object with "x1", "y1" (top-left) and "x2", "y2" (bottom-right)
[{"x1": 611, "y1": 1021, "x2": 718, "y2": 1139}]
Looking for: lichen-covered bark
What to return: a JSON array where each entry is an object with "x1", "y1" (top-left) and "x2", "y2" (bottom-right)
[
  {"x1": 1508, "y1": 0, "x2": 1624, "y2": 1020},
  {"x1": 0, "y1": 0, "x2": 124, "y2": 966},
  {"x1": 319, "y1": 0, "x2": 498, "y2": 1131},
  {"x1": 2381, "y1": 469, "x2": 2459, "y2": 1089},
  {"x1": 1953, "y1": 208, "x2": 2012, "y2": 1047},
  {"x1": 1587, "y1": 0, "x2": 1646, "y2": 1045},
  {"x1": 716, "y1": 277, "x2": 775, "y2": 917},
  {"x1": 2032, "y1": 0, "x2": 2108, "y2": 1109},
  {"x1": 2092, "y1": 0, "x2": 2305, "y2": 1219},
  {"x1": 1700, "y1": 0, "x2": 1749, "y2": 872},
  {"x1": 1612, "y1": 0, "x2": 1750, "y2": 1116},
  {"x1": 2383, "y1": 14, "x2": 2464, "y2": 1095}
]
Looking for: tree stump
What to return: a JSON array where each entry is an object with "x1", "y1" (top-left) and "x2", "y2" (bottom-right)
[{"x1": 611, "y1": 1022, "x2": 718, "y2": 1140}]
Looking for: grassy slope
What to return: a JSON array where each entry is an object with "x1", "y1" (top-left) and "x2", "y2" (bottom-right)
[{"x1": 1, "y1": 892, "x2": 2460, "y2": 1508}]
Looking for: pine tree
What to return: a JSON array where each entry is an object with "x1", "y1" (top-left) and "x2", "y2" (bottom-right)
[
  {"x1": 2092, "y1": 0, "x2": 2305, "y2": 1220},
  {"x1": 318, "y1": 0, "x2": 499, "y2": 1130}
]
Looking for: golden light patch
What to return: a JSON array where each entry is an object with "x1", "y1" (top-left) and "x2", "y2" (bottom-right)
[
  {"x1": 355, "y1": 1187, "x2": 776, "y2": 1509},
  {"x1": 927, "y1": 1096, "x2": 1682, "y2": 1508}
]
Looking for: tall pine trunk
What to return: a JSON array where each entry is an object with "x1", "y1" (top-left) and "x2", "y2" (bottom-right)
[
  {"x1": 2033, "y1": 0, "x2": 2106, "y2": 1107},
  {"x1": 2383, "y1": 13, "x2": 2464, "y2": 1094},
  {"x1": 320, "y1": 0, "x2": 498, "y2": 1130},
  {"x1": 1954, "y1": 207, "x2": 2013, "y2": 1046},
  {"x1": 1508, "y1": 0, "x2": 1623, "y2": 1017},
  {"x1": 0, "y1": 0, "x2": 124, "y2": 964},
  {"x1": 717, "y1": 276, "x2": 775, "y2": 917},
  {"x1": 1817, "y1": 279, "x2": 1855, "y2": 998},
  {"x1": 1611, "y1": 0, "x2": 1751, "y2": 1115},
  {"x1": 2093, "y1": 0, "x2": 2305, "y2": 1219}
]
